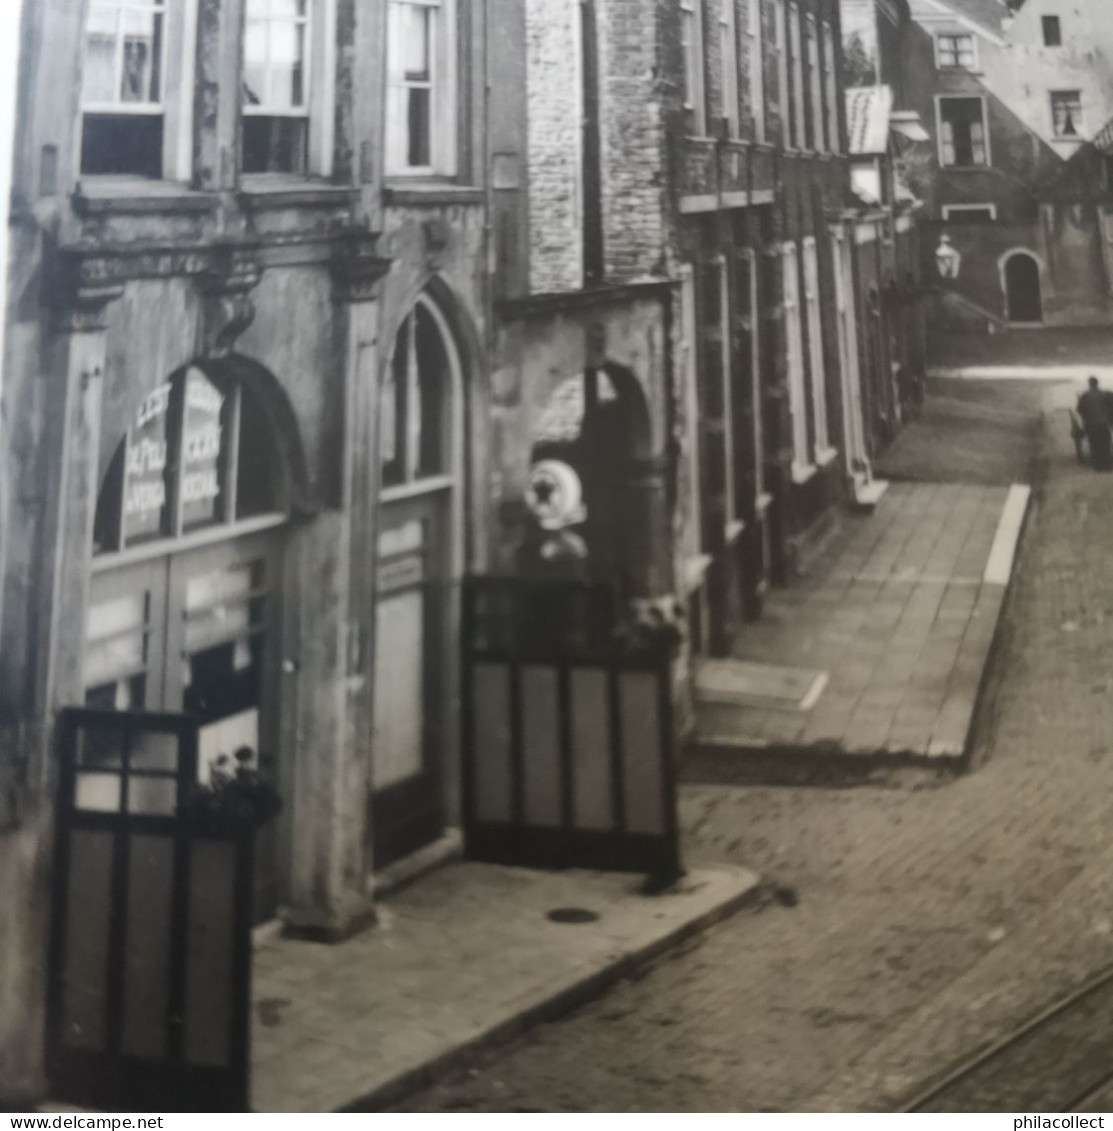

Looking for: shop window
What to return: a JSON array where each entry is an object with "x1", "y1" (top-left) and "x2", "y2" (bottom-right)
[
  {"x1": 680, "y1": 0, "x2": 706, "y2": 136},
  {"x1": 937, "y1": 96, "x2": 988, "y2": 166},
  {"x1": 935, "y1": 33, "x2": 976, "y2": 70},
  {"x1": 1042, "y1": 16, "x2": 1061, "y2": 47},
  {"x1": 386, "y1": 0, "x2": 458, "y2": 175},
  {"x1": 1051, "y1": 90, "x2": 1083, "y2": 138},
  {"x1": 80, "y1": 0, "x2": 166, "y2": 177},
  {"x1": 93, "y1": 367, "x2": 284, "y2": 556},
  {"x1": 381, "y1": 297, "x2": 455, "y2": 490}
]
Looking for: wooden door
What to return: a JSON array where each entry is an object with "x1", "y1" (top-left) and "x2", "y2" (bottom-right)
[{"x1": 369, "y1": 492, "x2": 450, "y2": 868}]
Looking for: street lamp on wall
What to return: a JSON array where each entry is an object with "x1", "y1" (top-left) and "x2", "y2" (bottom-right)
[{"x1": 935, "y1": 233, "x2": 962, "y2": 280}]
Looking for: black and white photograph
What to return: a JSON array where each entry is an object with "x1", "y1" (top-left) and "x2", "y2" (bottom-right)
[{"x1": 2, "y1": 0, "x2": 1113, "y2": 1115}]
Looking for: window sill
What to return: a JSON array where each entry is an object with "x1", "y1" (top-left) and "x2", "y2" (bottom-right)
[
  {"x1": 384, "y1": 182, "x2": 485, "y2": 206},
  {"x1": 238, "y1": 176, "x2": 357, "y2": 210},
  {"x1": 74, "y1": 178, "x2": 219, "y2": 216},
  {"x1": 791, "y1": 461, "x2": 818, "y2": 485}
]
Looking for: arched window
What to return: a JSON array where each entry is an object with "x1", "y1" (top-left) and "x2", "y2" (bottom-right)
[
  {"x1": 380, "y1": 294, "x2": 455, "y2": 489},
  {"x1": 94, "y1": 364, "x2": 287, "y2": 556}
]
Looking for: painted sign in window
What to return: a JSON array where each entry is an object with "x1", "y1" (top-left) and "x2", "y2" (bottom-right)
[
  {"x1": 123, "y1": 382, "x2": 172, "y2": 543},
  {"x1": 95, "y1": 362, "x2": 284, "y2": 556},
  {"x1": 180, "y1": 368, "x2": 225, "y2": 529}
]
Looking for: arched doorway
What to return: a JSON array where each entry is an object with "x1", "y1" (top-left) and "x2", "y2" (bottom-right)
[
  {"x1": 528, "y1": 362, "x2": 655, "y2": 598},
  {"x1": 86, "y1": 357, "x2": 300, "y2": 921},
  {"x1": 370, "y1": 289, "x2": 465, "y2": 868},
  {"x1": 1003, "y1": 251, "x2": 1043, "y2": 324}
]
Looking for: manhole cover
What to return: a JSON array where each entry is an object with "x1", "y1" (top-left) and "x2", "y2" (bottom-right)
[{"x1": 546, "y1": 907, "x2": 600, "y2": 924}]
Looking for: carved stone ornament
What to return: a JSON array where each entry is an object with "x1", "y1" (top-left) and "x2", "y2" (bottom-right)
[
  {"x1": 197, "y1": 242, "x2": 263, "y2": 357},
  {"x1": 330, "y1": 230, "x2": 393, "y2": 304},
  {"x1": 50, "y1": 280, "x2": 126, "y2": 335}
]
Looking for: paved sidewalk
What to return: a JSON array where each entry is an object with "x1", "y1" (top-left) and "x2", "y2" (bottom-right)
[
  {"x1": 694, "y1": 480, "x2": 1028, "y2": 768},
  {"x1": 250, "y1": 860, "x2": 758, "y2": 1112}
]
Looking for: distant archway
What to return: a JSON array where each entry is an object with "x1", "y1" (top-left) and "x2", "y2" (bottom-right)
[{"x1": 1001, "y1": 250, "x2": 1043, "y2": 324}]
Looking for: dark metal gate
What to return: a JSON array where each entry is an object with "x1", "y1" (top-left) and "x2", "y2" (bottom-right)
[
  {"x1": 461, "y1": 578, "x2": 681, "y2": 879},
  {"x1": 47, "y1": 708, "x2": 253, "y2": 1112}
]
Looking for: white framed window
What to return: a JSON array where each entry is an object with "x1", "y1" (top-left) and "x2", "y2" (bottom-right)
[
  {"x1": 788, "y1": 4, "x2": 805, "y2": 150},
  {"x1": 942, "y1": 202, "x2": 997, "y2": 222},
  {"x1": 806, "y1": 15, "x2": 822, "y2": 152},
  {"x1": 937, "y1": 95, "x2": 989, "y2": 167},
  {"x1": 79, "y1": 0, "x2": 197, "y2": 180},
  {"x1": 802, "y1": 237, "x2": 833, "y2": 462},
  {"x1": 748, "y1": 0, "x2": 765, "y2": 142},
  {"x1": 823, "y1": 22, "x2": 839, "y2": 153},
  {"x1": 242, "y1": 0, "x2": 335, "y2": 177},
  {"x1": 716, "y1": 254, "x2": 739, "y2": 534},
  {"x1": 719, "y1": 0, "x2": 739, "y2": 136},
  {"x1": 678, "y1": 265, "x2": 706, "y2": 572},
  {"x1": 782, "y1": 242, "x2": 810, "y2": 478},
  {"x1": 935, "y1": 33, "x2": 976, "y2": 70},
  {"x1": 1051, "y1": 90, "x2": 1083, "y2": 138},
  {"x1": 773, "y1": 0, "x2": 789, "y2": 147},
  {"x1": 736, "y1": 248, "x2": 766, "y2": 512},
  {"x1": 386, "y1": 0, "x2": 457, "y2": 176},
  {"x1": 830, "y1": 228, "x2": 864, "y2": 473},
  {"x1": 681, "y1": 0, "x2": 707, "y2": 136}
]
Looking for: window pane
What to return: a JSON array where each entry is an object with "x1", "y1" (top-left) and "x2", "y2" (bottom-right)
[
  {"x1": 120, "y1": 8, "x2": 163, "y2": 102},
  {"x1": 243, "y1": 18, "x2": 269, "y2": 106},
  {"x1": 416, "y1": 304, "x2": 448, "y2": 478},
  {"x1": 242, "y1": 115, "x2": 308, "y2": 172},
  {"x1": 269, "y1": 21, "x2": 306, "y2": 108},
  {"x1": 401, "y1": 4, "x2": 432, "y2": 80},
  {"x1": 382, "y1": 326, "x2": 408, "y2": 487},
  {"x1": 407, "y1": 88, "x2": 432, "y2": 167},
  {"x1": 84, "y1": 9, "x2": 119, "y2": 104}
]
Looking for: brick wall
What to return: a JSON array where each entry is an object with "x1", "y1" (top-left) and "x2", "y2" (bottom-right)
[
  {"x1": 597, "y1": 0, "x2": 672, "y2": 281},
  {"x1": 526, "y1": 0, "x2": 583, "y2": 293}
]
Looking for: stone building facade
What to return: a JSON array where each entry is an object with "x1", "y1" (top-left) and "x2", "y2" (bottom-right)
[{"x1": 0, "y1": 0, "x2": 491, "y2": 1099}]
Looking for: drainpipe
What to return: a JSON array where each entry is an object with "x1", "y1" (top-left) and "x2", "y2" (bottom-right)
[{"x1": 0, "y1": 0, "x2": 23, "y2": 644}]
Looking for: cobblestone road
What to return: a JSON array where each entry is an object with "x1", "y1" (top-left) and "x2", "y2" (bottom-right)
[{"x1": 399, "y1": 379, "x2": 1113, "y2": 1113}]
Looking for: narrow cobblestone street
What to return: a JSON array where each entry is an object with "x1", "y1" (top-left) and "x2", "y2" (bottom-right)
[{"x1": 397, "y1": 378, "x2": 1113, "y2": 1112}]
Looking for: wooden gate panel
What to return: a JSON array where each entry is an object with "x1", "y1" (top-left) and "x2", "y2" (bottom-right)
[
  {"x1": 461, "y1": 579, "x2": 680, "y2": 879},
  {"x1": 48, "y1": 708, "x2": 253, "y2": 1112}
]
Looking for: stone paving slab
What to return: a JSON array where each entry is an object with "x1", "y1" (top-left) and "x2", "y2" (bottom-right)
[
  {"x1": 695, "y1": 482, "x2": 1029, "y2": 769},
  {"x1": 251, "y1": 860, "x2": 759, "y2": 1112}
]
